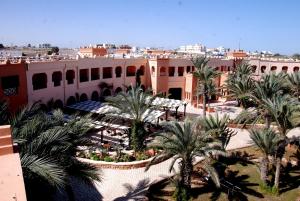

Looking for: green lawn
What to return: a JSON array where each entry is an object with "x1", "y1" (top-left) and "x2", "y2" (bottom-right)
[{"x1": 148, "y1": 147, "x2": 300, "y2": 201}]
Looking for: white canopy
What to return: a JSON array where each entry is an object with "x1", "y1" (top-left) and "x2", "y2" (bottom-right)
[{"x1": 67, "y1": 100, "x2": 164, "y2": 124}]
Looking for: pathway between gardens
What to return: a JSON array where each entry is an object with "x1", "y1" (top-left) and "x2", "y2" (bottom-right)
[{"x1": 90, "y1": 127, "x2": 300, "y2": 201}]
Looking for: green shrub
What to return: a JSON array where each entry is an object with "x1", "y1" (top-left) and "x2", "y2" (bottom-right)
[
  {"x1": 103, "y1": 156, "x2": 114, "y2": 162},
  {"x1": 89, "y1": 153, "x2": 100, "y2": 161},
  {"x1": 259, "y1": 183, "x2": 279, "y2": 196}
]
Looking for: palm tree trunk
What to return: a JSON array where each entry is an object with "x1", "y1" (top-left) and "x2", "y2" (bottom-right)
[
  {"x1": 265, "y1": 115, "x2": 271, "y2": 128},
  {"x1": 203, "y1": 85, "x2": 207, "y2": 117},
  {"x1": 180, "y1": 160, "x2": 193, "y2": 200},
  {"x1": 274, "y1": 157, "x2": 281, "y2": 189},
  {"x1": 260, "y1": 156, "x2": 268, "y2": 185}
]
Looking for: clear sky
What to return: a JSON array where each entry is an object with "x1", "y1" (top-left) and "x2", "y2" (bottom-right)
[{"x1": 1, "y1": 0, "x2": 300, "y2": 54}]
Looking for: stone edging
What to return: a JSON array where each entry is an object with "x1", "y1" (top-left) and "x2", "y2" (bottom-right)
[{"x1": 77, "y1": 157, "x2": 154, "y2": 169}]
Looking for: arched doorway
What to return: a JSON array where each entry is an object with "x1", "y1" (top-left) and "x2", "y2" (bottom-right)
[
  {"x1": 53, "y1": 99, "x2": 64, "y2": 109},
  {"x1": 80, "y1": 93, "x2": 88, "y2": 102},
  {"x1": 115, "y1": 87, "x2": 122, "y2": 94},
  {"x1": 102, "y1": 88, "x2": 111, "y2": 97},
  {"x1": 67, "y1": 96, "x2": 76, "y2": 106},
  {"x1": 91, "y1": 91, "x2": 99, "y2": 101}
]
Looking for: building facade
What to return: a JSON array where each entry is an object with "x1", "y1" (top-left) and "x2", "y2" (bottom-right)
[{"x1": 0, "y1": 60, "x2": 28, "y2": 113}]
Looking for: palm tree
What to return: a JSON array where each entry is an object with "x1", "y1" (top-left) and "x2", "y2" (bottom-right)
[
  {"x1": 198, "y1": 114, "x2": 235, "y2": 149},
  {"x1": 287, "y1": 72, "x2": 300, "y2": 101},
  {"x1": 9, "y1": 105, "x2": 101, "y2": 201},
  {"x1": 249, "y1": 128, "x2": 282, "y2": 186},
  {"x1": 260, "y1": 95, "x2": 300, "y2": 189},
  {"x1": 146, "y1": 119, "x2": 225, "y2": 201},
  {"x1": 192, "y1": 57, "x2": 220, "y2": 116},
  {"x1": 235, "y1": 73, "x2": 287, "y2": 128},
  {"x1": 105, "y1": 85, "x2": 157, "y2": 152},
  {"x1": 225, "y1": 62, "x2": 255, "y2": 108}
]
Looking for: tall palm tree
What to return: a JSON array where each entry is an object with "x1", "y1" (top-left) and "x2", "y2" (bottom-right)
[
  {"x1": 249, "y1": 128, "x2": 282, "y2": 186},
  {"x1": 105, "y1": 85, "x2": 157, "y2": 152},
  {"x1": 192, "y1": 57, "x2": 220, "y2": 116},
  {"x1": 9, "y1": 105, "x2": 101, "y2": 201},
  {"x1": 146, "y1": 119, "x2": 225, "y2": 201},
  {"x1": 287, "y1": 72, "x2": 300, "y2": 101},
  {"x1": 225, "y1": 62, "x2": 255, "y2": 109},
  {"x1": 235, "y1": 73, "x2": 287, "y2": 128},
  {"x1": 260, "y1": 95, "x2": 300, "y2": 189}
]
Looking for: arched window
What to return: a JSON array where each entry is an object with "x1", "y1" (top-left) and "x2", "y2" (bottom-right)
[
  {"x1": 126, "y1": 66, "x2": 136, "y2": 77},
  {"x1": 293, "y1": 66, "x2": 299, "y2": 72},
  {"x1": 32, "y1": 73, "x2": 47, "y2": 90},
  {"x1": 271, "y1": 66, "x2": 277, "y2": 72},
  {"x1": 160, "y1": 67, "x2": 167, "y2": 76},
  {"x1": 66, "y1": 70, "x2": 75, "y2": 84},
  {"x1": 139, "y1": 65, "x2": 145, "y2": 76},
  {"x1": 251, "y1": 65, "x2": 257, "y2": 73},
  {"x1": 52, "y1": 71, "x2": 62, "y2": 87},
  {"x1": 115, "y1": 66, "x2": 122, "y2": 78},
  {"x1": 261, "y1": 66, "x2": 266, "y2": 73},
  {"x1": 80, "y1": 93, "x2": 88, "y2": 102},
  {"x1": 282, "y1": 66, "x2": 288, "y2": 73}
]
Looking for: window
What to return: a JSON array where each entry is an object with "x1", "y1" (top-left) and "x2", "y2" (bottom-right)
[
  {"x1": 139, "y1": 66, "x2": 145, "y2": 75},
  {"x1": 169, "y1": 67, "x2": 175, "y2": 77},
  {"x1": 32, "y1": 73, "x2": 47, "y2": 90},
  {"x1": 1, "y1": 75, "x2": 19, "y2": 96},
  {"x1": 91, "y1": 68, "x2": 100, "y2": 80},
  {"x1": 151, "y1": 66, "x2": 155, "y2": 75},
  {"x1": 282, "y1": 66, "x2": 288, "y2": 73},
  {"x1": 261, "y1": 66, "x2": 266, "y2": 73},
  {"x1": 192, "y1": 66, "x2": 195, "y2": 72},
  {"x1": 80, "y1": 69, "x2": 89, "y2": 82},
  {"x1": 186, "y1": 66, "x2": 191, "y2": 73},
  {"x1": 160, "y1": 67, "x2": 167, "y2": 76},
  {"x1": 52, "y1": 71, "x2": 62, "y2": 87},
  {"x1": 66, "y1": 70, "x2": 75, "y2": 84},
  {"x1": 251, "y1": 65, "x2": 257, "y2": 73},
  {"x1": 115, "y1": 66, "x2": 122, "y2": 78},
  {"x1": 103, "y1": 67, "x2": 112, "y2": 79},
  {"x1": 294, "y1": 66, "x2": 299, "y2": 72},
  {"x1": 178, "y1": 67, "x2": 184, "y2": 76},
  {"x1": 126, "y1": 66, "x2": 136, "y2": 77},
  {"x1": 271, "y1": 66, "x2": 277, "y2": 72}
]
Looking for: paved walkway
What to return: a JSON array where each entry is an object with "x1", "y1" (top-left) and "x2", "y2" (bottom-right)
[{"x1": 93, "y1": 127, "x2": 300, "y2": 201}]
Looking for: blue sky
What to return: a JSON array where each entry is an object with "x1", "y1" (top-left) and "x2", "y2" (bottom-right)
[{"x1": 1, "y1": 0, "x2": 300, "y2": 54}]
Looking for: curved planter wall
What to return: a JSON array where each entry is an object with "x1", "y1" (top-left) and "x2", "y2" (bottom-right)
[{"x1": 78, "y1": 157, "x2": 154, "y2": 169}]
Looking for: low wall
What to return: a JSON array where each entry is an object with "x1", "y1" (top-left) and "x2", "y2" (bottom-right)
[
  {"x1": 228, "y1": 123, "x2": 277, "y2": 129},
  {"x1": 78, "y1": 157, "x2": 154, "y2": 170}
]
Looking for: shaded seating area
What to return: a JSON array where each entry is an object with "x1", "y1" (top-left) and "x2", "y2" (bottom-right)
[
  {"x1": 150, "y1": 97, "x2": 188, "y2": 120},
  {"x1": 67, "y1": 100, "x2": 165, "y2": 149}
]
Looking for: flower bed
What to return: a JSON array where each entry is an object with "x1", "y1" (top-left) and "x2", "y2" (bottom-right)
[
  {"x1": 77, "y1": 149, "x2": 156, "y2": 169},
  {"x1": 78, "y1": 156, "x2": 154, "y2": 169}
]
